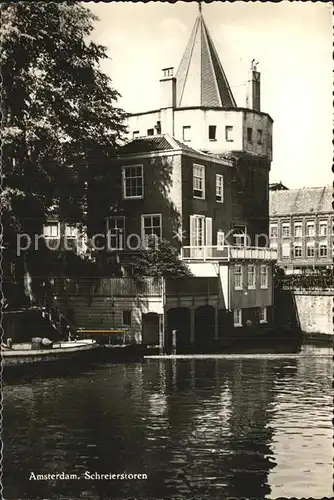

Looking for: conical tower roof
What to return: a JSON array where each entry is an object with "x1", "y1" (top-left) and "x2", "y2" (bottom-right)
[{"x1": 175, "y1": 7, "x2": 236, "y2": 108}]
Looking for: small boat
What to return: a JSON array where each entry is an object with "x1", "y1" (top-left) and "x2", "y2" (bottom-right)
[{"x1": 2, "y1": 337, "x2": 99, "y2": 378}]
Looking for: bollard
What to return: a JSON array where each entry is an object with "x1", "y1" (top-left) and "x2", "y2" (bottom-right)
[{"x1": 172, "y1": 329, "x2": 177, "y2": 354}]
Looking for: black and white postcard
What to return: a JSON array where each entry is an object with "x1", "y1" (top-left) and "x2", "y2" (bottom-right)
[{"x1": 2, "y1": 1, "x2": 332, "y2": 499}]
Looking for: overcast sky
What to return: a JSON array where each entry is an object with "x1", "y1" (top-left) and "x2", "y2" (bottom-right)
[{"x1": 88, "y1": 1, "x2": 332, "y2": 189}]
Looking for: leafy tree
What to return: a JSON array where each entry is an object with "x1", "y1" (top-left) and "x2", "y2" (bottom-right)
[
  {"x1": 1, "y1": 2, "x2": 126, "y2": 304},
  {"x1": 130, "y1": 239, "x2": 193, "y2": 280}
]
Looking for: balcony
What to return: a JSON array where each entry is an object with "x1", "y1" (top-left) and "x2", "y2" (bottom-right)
[{"x1": 181, "y1": 246, "x2": 277, "y2": 262}]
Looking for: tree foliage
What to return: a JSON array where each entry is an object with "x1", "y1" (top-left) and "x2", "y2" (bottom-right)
[
  {"x1": 1, "y1": 2, "x2": 126, "y2": 242},
  {"x1": 130, "y1": 239, "x2": 193, "y2": 279}
]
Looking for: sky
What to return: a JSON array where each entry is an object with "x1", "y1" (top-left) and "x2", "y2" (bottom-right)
[{"x1": 88, "y1": 1, "x2": 332, "y2": 189}]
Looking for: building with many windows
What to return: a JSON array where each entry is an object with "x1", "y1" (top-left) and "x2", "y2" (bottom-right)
[
  {"x1": 269, "y1": 186, "x2": 333, "y2": 274},
  {"x1": 86, "y1": 5, "x2": 277, "y2": 340}
]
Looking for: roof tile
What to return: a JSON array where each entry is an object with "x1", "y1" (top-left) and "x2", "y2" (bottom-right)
[{"x1": 269, "y1": 186, "x2": 333, "y2": 216}]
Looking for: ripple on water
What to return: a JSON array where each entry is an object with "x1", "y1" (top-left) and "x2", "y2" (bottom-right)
[{"x1": 3, "y1": 351, "x2": 333, "y2": 500}]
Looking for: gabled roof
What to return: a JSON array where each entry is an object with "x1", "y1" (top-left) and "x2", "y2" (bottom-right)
[
  {"x1": 270, "y1": 186, "x2": 333, "y2": 216},
  {"x1": 175, "y1": 9, "x2": 236, "y2": 108},
  {"x1": 269, "y1": 182, "x2": 289, "y2": 191},
  {"x1": 117, "y1": 134, "x2": 232, "y2": 165},
  {"x1": 119, "y1": 136, "x2": 173, "y2": 154},
  {"x1": 119, "y1": 135, "x2": 208, "y2": 156}
]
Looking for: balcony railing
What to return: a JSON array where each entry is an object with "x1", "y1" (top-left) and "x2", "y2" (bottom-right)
[{"x1": 181, "y1": 246, "x2": 277, "y2": 262}]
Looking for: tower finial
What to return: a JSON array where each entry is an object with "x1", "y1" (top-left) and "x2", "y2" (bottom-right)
[{"x1": 198, "y1": 0, "x2": 202, "y2": 15}]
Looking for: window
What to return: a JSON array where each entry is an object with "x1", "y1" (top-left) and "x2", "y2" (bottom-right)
[
  {"x1": 247, "y1": 265, "x2": 256, "y2": 289},
  {"x1": 190, "y1": 215, "x2": 204, "y2": 247},
  {"x1": 64, "y1": 225, "x2": 78, "y2": 252},
  {"x1": 281, "y1": 242, "x2": 290, "y2": 258},
  {"x1": 306, "y1": 221, "x2": 315, "y2": 237},
  {"x1": 319, "y1": 243, "x2": 328, "y2": 257},
  {"x1": 217, "y1": 231, "x2": 225, "y2": 249},
  {"x1": 107, "y1": 216, "x2": 125, "y2": 250},
  {"x1": 147, "y1": 128, "x2": 154, "y2": 136},
  {"x1": 193, "y1": 164, "x2": 205, "y2": 199},
  {"x1": 183, "y1": 126, "x2": 191, "y2": 142},
  {"x1": 216, "y1": 174, "x2": 224, "y2": 203},
  {"x1": 319, "y1": 220, "x2": 327, "y2": 236},
  {"x1": 331, "y1": 219, "x2": 334, "y2": 235},
  {"x1": 208, "y1": 125, "x2": 217, "y2": 141},
  {"x1": 247, "y1": 127, "x2": 253, "y2": 143},
  {"x1": 257, "y1": 129, "x2": 263, "y2": 145},
  {"x1": 225, "y1": 126, "x2": 233, "y2": 142},
  {"x1": 122, "y1": 165, "x2": 143, "y2": 199},
  {"x1": 294, "y1": 222, "x2": 302, "y2": 238},
  {"x1": 65, "y1": 225, "x2": 77, "y2": 238},
  {"x1": 122, "y1": 310, "x2": 132, "y2": 326},
  {"x1": 234, "y1": 264, "x2": 243, "y2": 290},
  {"x1": 281, "y1": 223, "x2": 290, "y2": 238},
  {"x1": 141, "y1": 214, "x2": 162, "y2": 247},
  {"x1": 260, "y1": 265, "x2": 268, "y2": 289},
  {"x1": 233, "y1": 226, "x2": 247, "y2": 247},
  {"x1": 269, "y1": 223, "x2": 278, "y2": 238},
  {"x1": 294, "y1": 245, "x2": 302, "y2": 258},
  {"x1": 234, "y1": 309, "x2": 242, "y2": 327},
  {"x1": 133, "y1": 130, "x2": 139, "y2": 138},
  {"x1": 259, "y1": 307, "x2": 267, "y2": 324},
  {"x1": 43, "y1": 223, "x2": 59, "y2": 238},
  {"x1": 307, "y1": 243, "x2": 315, "y2": 258}
]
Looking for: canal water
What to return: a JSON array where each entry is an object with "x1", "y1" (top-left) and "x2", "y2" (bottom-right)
[{"x1": 3, "y1": 346, "x2": 332, "y2": 500}]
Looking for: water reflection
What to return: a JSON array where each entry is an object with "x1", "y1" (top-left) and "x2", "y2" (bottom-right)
[{"x1": 3, "y1": 351, "x2": 332, "y2": 500}]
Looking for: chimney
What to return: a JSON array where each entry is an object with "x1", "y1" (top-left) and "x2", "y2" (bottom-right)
[
  {"x1": 160, "y1": 67, "x2": 176, "y2": 109},
  {"x1": 246, "y1": 60, "x2": 261, "y2": 112}
]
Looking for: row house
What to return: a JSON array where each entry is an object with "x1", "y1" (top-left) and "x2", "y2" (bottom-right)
[{"x1": 269, "y1": 186, "x2": 333, "y2": 274}]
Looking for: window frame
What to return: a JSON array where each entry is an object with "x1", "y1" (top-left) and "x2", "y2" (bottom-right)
[
  {"x1": 215, "y1": 174, "x2": 224, "y2": 203},
  {"x1": 306, "y1": 243, "x2": 315, "y2": 258},
  {"x1": 193, "y1": 164, "x2": 205, "y2": 199},
  {"x1": 247, "y1": 127, "x2": 253, "y2": 143},
  {"x1": 43, "y1": 222, "x2": 60, "y2": 238},
  {"x1": 208, "y1": 125, "x2": 217, "y2": 141},
  {"x1": 260, "y1": 265, "x2": 268, "y2": 289},
  {"x1": 259, "y1": 306, "x2": 267, "y2": 324},
  {"x1": 122, "y1": 164, "x2": 144, "y2": 200},
  {"x1": 257, "y1": 129, "x2": 263, "y2": 145},
  {"x1": 247, "y1": 264, "x2": 256, "y2": 290},
  {"x1": 269, "y1": 223, "x2": 278, "y2": 239},
  {"x1": 234, "y1": 264, "x2": 243, "y2": 290},
  {"x1": 281, "y1": 242, "x2": 290, "y2": 259},
  {"x1": 122, "y1": 310, "x2": 132, "y2": 327},
  {"x1": 294, "y1": 222, "x2": 302, "y2": 238},
  {"x1": 319, "y1": 220, "x2": 328, "y2": 237},
  {"x1": 183, "y1": 125, "x2": 191, "y2": 142},
  {"x1": 293, "y1": 244, "x2": 302, "y2": 258},
  {"x1": 306, "y1": 221, "x2": 315, "y2": 237},
  {"x1": 107, "y1": 216, "x2": 125, "y2": 250},
  {"x1": 141, "y1": 213, "x2": 162, "y2": 248},
  {"x1": 217, "y1": 230, "x2": 225, "y2": 249},
  {"x1": 225, "y1": 126, "x2": 233, "y2": 142},
  {"x1": 281, "y1": 222, "x2": 290, "y2": 239},
  {"x1": 233, "y1": 309, "x2": 242, "y2": 327},
  {"x1": 319, "y1": 243, "x2": 328, "y2": 257}
]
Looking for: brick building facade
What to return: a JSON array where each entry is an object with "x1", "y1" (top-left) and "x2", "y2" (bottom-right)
[{"x1": 269, "y1": 186, "x2": 333, "y2": 274}]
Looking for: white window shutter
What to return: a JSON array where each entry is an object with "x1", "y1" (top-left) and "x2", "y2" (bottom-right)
[
  {"x1": 205, "y1": 217, "x2": 213, "y2": 246},
  {"x1": 190, "y1": 215, "x2": 196, "y2": 247}
]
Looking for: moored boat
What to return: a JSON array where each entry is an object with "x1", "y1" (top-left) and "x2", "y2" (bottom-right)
[{"x1": 2, "y1": 338, "x2": 99, "y2": 378}]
